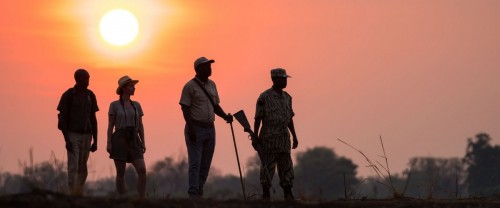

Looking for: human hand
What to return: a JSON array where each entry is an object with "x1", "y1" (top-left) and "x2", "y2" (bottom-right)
[
  {"x1": 251, "y1": 135, "x2": 260, "y2": 151},
  {"x1": 292, "y1": 137, "x2": 298, "y2": 149},
  {"x1": 65, "y1": 141, "x2": 73, "y2": 152},
  {"x1": 251, "y1": 141, "x2": 260, "y2": 151},
  {"x1": 90, "y1": 142, "x2": 97, "y2": 152},
  {"x1": 189, "y1": 126, "x2": 196, "y2": 144},
  {"x1": 106, "y1": 143, "x2": 112, "y2": 154},
  {"x1": 225, "y1": 114, "x2": 233, "y2": 123}
]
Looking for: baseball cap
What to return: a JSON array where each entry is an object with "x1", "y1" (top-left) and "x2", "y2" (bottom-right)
[
  {"x1": 194, "y1": 57, "x2": 215, "y2": 69},
  {"x1": 271, "y1": 68, "x2": 291, "y2": 78}
]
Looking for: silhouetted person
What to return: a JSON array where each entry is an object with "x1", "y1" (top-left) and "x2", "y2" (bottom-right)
[
  {"x1": 254, "y1": 68, "x2": 298, "y2": 200},
  {"x1": 57, "y1": 69, "x2": 98, "y2": 195},
  {"x1": 180, "y1": 56, "x2": 233, "y2": 199},
  {"x1": 107, "y1": 76, "x2": 147, "y2": 198}
]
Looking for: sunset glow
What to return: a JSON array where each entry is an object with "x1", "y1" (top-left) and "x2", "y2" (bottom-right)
[
  {"x1": 99, "y1": 9, "x2": 139, "y2": 46},
  {"x1": 1, "y1": 0, "x2": 500, "y2": 183}
]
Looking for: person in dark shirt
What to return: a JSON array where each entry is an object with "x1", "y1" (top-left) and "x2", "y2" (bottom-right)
[{"x1": 57, "y1": 69, "x2": 98, "y2": 195}]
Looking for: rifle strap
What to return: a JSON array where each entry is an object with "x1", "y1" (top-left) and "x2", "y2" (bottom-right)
[{"x1": 192, "y1": 78, "x2": 216, "y2": 108}]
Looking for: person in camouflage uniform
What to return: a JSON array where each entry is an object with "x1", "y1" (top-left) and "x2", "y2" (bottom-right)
[{"x1": 254, "y1": 68, "x2": 298, "y2": 200}]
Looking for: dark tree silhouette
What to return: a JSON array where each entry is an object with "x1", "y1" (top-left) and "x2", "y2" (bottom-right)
[
  {"x1": 294, "y1": 147, "x2": 359, "y2": 200},
  {"x1": 242, "y1": 153, "x2": 280, "y2": 199},
  {"x1": 405, "y1": 157, "x2": 465, "y2": 198},
  {"x1": 146, "y1": 156, "x2": 189, "y2": 198},
  {"x1": 464, "y1": 133, "x2": 500, "y2": 196}
]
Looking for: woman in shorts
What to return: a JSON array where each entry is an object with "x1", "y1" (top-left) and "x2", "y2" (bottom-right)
[{"x1": 107, "y1": 75, "x2": 146, "y2": 198}]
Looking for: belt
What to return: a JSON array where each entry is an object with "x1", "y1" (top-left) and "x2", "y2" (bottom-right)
[{"x1": 191, "y1": 120, "x2": 214, "y2": 128}]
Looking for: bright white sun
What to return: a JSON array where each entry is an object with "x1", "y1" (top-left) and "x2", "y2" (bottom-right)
[{"x1": 99, "y1": 9, "x2": 139, "y2": 46}]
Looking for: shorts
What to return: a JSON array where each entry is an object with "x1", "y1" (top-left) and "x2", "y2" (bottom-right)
[{"x1": 109, "y1": 128, "x2": 144, "y2": 163}]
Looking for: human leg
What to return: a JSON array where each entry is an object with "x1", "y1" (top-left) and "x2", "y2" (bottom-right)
[
  {"x1": 198, "y1": 127, "x2": 215, "y2": 197},
  {"x1": 276, "y1": 153, "x2": 295, "y2": 200},
  {"x1": 261, "y1": 152, "x2": 277, "y2": 200},
  {"x1": 185, "y1": 124, "x2": 204, "y2": 197},
  {"x1": 131, "y1": 159, "x2": 147, "y2": 198},
  {"x1": 114, "y1": 160, "x2": 127, "y2": 195},
  {"x1": 76, "y1": 133, "x2": 92, "y2": 194},
  {"x1": 66, "y1": 132, "x2": 80, "y2": 194}
]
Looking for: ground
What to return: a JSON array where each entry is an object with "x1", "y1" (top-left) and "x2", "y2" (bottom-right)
[{"x1": 1, "y1": 191, "x2": 500, "y2": 208}]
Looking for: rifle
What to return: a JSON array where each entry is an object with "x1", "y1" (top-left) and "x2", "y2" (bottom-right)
[{"x1": 233, "y1": 110, "x2": 275, "y2": 193}]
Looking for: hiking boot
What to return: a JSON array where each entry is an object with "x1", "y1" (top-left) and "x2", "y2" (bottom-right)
[
  {"x1": 189, "y1": 194, "x2": 201, "y2": 200},
  {"x1": 284, "y1": 187, "x2": 295, "y2": 200},
  {"x1": 262, "y1": 187, "x2": 271, "y2": 200}
]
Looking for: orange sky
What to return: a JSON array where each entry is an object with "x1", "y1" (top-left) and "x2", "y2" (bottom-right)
[{"x1": 1, "y1": 0, "x2": 500, "y2": 180}]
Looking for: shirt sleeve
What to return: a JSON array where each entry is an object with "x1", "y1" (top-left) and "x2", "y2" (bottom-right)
[
  {"x1": 90, "y1": 91, "x2": 99, "y2": 112},
  {"x1": 135, "y1": 101, "x2": 144, "y2": 116},
  {"x1": 57, "y1": 91, "x2": 69, "y2": 112},
  {"x1": 179, "y1": 82, "x2": 191, "y2": 106},
  {"x1": 212, "y1": 81, "x2": 221, "y2": 105},
  {"x1": 255, "y1": 94, "x2": 265, "y2": 119},
  {"x1": 108, "y1": 102, "x2": 117, "y2": 116}
]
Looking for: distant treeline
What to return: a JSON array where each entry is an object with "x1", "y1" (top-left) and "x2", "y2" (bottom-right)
[{"x1": 0, "y1": 133, "x2": 498, "y2": 200}]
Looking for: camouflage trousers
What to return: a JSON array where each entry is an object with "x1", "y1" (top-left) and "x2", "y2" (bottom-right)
[{"x1": 260, "y1": 152, "x2": 294, "y2": 188}]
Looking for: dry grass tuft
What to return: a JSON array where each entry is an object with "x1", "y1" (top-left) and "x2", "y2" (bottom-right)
[{"x1": 338, "y1": 136, "x2": 403, "y2": 198}]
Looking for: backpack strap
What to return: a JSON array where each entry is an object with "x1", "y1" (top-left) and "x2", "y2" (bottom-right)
[{"x1": 119, "y1": 98, "x2": 138, "y2": 127}]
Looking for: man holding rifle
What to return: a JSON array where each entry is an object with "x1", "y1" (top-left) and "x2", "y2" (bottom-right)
[{"x1": 254, "y1": 68, "x2": 298, "y2": 200}]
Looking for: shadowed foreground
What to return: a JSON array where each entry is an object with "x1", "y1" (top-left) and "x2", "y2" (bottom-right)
[{"x1": 1, "y1": 191, "x2": 500, "y2": 208}]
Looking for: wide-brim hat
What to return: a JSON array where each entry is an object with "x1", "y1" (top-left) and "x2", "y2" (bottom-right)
[
  {"x1": 194, "y1": 56, "x2": 215, "y2": 69},
  {"x1": 116, "y1": 75, "x2": 139, "y2": 94}
]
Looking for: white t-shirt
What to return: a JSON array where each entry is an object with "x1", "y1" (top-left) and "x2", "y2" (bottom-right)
[{"x1": 109, "y1": 100, "x2": 144, "y2": 130}]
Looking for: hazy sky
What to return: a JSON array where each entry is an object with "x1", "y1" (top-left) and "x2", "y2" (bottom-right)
[{"x1": 1, "y1": 0, "x2": 500, "y2": 180}]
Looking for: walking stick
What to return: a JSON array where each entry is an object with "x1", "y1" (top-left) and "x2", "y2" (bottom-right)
[{"x1": 229, "y1": 114, "x2": 247, "y2": 200}]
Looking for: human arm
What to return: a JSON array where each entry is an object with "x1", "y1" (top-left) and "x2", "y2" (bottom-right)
[
  {"x1": 107, "y1": 114, "x2": 115, "y2": 154},
  {"x1": 57, "y1": 91, "x2": 73, "y2": 152},
  {"x1": 61, "y1": 131, "x2": 72, "y2": 152},
  {"x1": 214, "y1": 105, "x2": 233, "y2": 123},
  {"x1": 288, "y1": 118, "x2": 298, "y2": 149},
  {"x1": 181, "y1": 104, "x2": 197, "y2": 143},
  {"x1": 89, "y1": 91, "x2": 99, "y2": 152},
  {"x1": 252, "y1": 95, "x2": 266, "y2": 150},
  {"x1": 138, "y1": 115, "x2": 146, "y2": 153},
  {"x1": 252, "y1": 117, "x2": 263, "y2": 151},
  {"x1": 254, "y1": 117, "x2": 262, "y2": 139},
  {"x1": 90, "y1": 112, "x2": 98, "y2": 152}
]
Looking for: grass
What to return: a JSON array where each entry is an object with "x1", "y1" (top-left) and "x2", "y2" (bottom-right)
[
  {"x1": 0, "y1": 145, "x2": 471, "y2": 201},
  {"x1": 338, "y1": 136, "x2": 405, "y2": 198},
  {"x1": 2, "y1": 190, "x2": 500, "y2": 208}
]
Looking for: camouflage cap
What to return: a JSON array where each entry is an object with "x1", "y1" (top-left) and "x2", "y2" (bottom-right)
[{"x1": 270, "y1": 68, "x2": 291, "y2": 78}]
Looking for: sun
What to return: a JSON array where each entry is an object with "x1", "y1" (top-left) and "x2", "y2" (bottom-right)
[{"x1": 99, "y1": 9, "x2": 139, "y2": 46}]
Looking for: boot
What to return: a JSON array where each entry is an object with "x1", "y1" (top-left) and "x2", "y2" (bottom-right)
[
  {"x1": 262, "y1": 187, "x2": 271, "y2": 200},
  {"x1": 284, "y1": 186, "x2": 295, "y2": 200}
]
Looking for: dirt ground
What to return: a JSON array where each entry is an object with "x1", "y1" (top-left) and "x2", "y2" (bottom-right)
[{"x1": 1, "y1": 191, "x2": 500, "y2": 208}]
